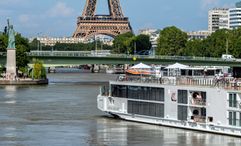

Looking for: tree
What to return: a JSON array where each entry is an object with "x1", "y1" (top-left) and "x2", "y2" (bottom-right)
[
  {"x1": 16, "y1": 44, "x2": 29, "y2": 70},
  {"x1": 112, "y1": 32, "x2": 135, "y2": 53},
  {"x1": 184, "y1": 39, "x2": 204, "y2": 56},
  {"x1": 14, "y1": 34, "x2": 30, "y2": 69},
  {"x1": 157, "y1": 26, "x2": 188, "y2": 56},
  {"x1": 15, "y1": 34, "x2": 30, "y2": 52},
  {"x1": 204, "y1": 29, "x2": 230, "y2": 57},
  {"x1": 29, "y1": 38, "x2": 40, "y2": 50},
  {"x1": 230, "y1": 27, "x2": 241, "y2": 58},
  {"x1": 0, "y1": 34, "x2": 7, "y2": 52},
  {"x1": 134, "y1": 34, "x2": 152, "y2": 54},
  {"x1": 33, "y1": 59, "x2": 46, "y2": 79}
]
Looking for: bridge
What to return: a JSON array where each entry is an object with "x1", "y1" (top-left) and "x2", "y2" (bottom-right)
[{"x1": 1, "y1": 51, "x2": 241, "y2": 67}]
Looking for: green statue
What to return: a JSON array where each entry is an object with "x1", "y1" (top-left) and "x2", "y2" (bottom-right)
[{"x1": 7, "y1": 19, "x2": 16, "y2": 49}]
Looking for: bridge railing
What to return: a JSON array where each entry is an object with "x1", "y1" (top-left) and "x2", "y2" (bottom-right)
[
  {"x1": 28, "y1": 51, "x2": 112, "y2": 57},
  {"x1": 27, "y1": 51, "x2": 232, "y2": 62}
]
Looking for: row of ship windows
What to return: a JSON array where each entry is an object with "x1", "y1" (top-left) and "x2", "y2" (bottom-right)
[
  {"x1": 111, "y1": 85, "x2": 208, "y2": 108},
  {"x1": 111, "y1": 85, "x2": 165, "y2": 102},
  {"x1": 111, "y1": 85, "x2": 207, "y2": 104},
  {"x1": 128, "y1": 101, "x2": 164, "y2": 118},
  {"x1": 127, "y1": 101, "x2": 207, "y2": 122}
]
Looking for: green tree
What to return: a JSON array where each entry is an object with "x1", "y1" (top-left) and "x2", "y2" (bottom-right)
[
  {"x1": 204, "y1": 29, "x2": 230, "y2": 57},
  {"x1": 16, "y1": 44, "x2": 29, "y2": 70},
  {"x1": 157, "y1": 26, "x2": 188, "y2": 56},
  {"x1": 0, "y1": 34, "x2": 7, "y2": 52},
  {"x1": 33, "y1": 60, "x2": 46, "y2": 79},
  {"x1": 15, "y1": 34, "x2": 30, "y2": 69},
  {"x1": 134, "y1": 34, "x2": 152, "y2": 54},
  {"x1": 184, "y1": 39, "x2": 204, "y2": 56},
  {"x1": 29, "y1": 38, "x2": 40, "y2": 51},
  {"x1": 230, "y1": 27, "x2": 241, "y2": 58},
  {"x1": 112, "y1": 32, "x2": 135, "y2": 54}
]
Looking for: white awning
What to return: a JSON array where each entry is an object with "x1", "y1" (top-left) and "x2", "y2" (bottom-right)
[
  {"x1": 166, "y1": 63, "x2": 189, "y2": 69},
  {"x1": 131, "y1": 63, "x2": 152, "y2": 69}
]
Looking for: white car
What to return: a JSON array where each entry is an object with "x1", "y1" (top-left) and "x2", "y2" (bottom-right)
[{"x1": 221, "y1": 54, "x2": 236, "y2": 61}]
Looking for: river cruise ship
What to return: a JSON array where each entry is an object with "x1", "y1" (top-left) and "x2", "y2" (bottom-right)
[{"x1": 97, "y1": 65, "x2": 241, "y2": 137}]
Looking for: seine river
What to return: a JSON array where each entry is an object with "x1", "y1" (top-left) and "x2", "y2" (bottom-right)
[{"x1": 0, "y1": 73, "x2": 241, "y2": 146}]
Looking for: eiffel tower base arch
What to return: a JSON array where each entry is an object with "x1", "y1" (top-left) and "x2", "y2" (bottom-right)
[{"x1": 73, "y1": 0, "x2": 132, "y2": 39}]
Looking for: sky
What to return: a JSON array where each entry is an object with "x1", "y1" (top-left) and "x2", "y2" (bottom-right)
[{"x1": 0, "y1": 0, "x2": 239, "y2": 37}]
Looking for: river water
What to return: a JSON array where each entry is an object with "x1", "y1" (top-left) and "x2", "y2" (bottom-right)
[{"x1": 0, "y1": 73, "x2": 241, "y2": 146}]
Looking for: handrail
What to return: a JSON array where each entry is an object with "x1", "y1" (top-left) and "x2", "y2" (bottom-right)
[
  {"x1": 1, "y1": 51, "x2": 239, "y2": 63},
  {"x1": 116, "y1": 75, "x2": 241, "y2": 90}
]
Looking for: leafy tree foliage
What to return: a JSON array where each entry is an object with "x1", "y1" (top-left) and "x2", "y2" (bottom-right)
[
  {"x1": 33, "y1": 59, "x2": 46, "y2": 79},
  {"x1": 16, "y1": 44, "x2": 29, "y2": 69},
  {"x1": 112, "y1": 32, "x2": 152, "y2": 54},
  {"x1": 15, "y1": 34, "x2": 30, "y2": 68},
  {"x1": 157, "y1": 26, "x2": 188, "y2": 56},
  {"x1": 0, "y1": 34, "x2": 7, "y2": 52},
  {"x1": 29, "y1": 38, "x2": 40, "y2": 50},
  {"x1": 183, "y1": 39, "x2": 204, "y2": 56},
  {"x1": 134, "y1": 34, "x2": 152, "y2": 54},
  {"x1": 157, "y1": 26, "x2": 241, "y2": 58},
  {"x1": 112, "y1": 32, "x2": 135, "y2": 54}
]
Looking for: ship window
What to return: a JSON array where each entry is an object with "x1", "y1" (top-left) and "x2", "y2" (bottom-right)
[
  {"x1": 201, "y1": 92, "x2": 206, "y2": 101},
  {"x1": 201, "y1": 108, "x2": 206, "y2": 116},
  {"x1": 127, "y1": 86, "x2": 164, "y2": 102},
  {"x1": 111, "y1": 85, "x2": 127, "y2": 98},
  {"x1": 178, "y1": 105, "x2": 187, "y2": 121},
  {"x1": 141, "y1": 87, "x2": 150, "y2": 100},
  {"x1": 128, "y1": 101, "x2": 164, "y2": 118},
  {"x1": 229, "y1": 93, "x2": 237, "y2": 108},
  {"x1": 240, "y1": 113, "x2": 241, "y2": 127},
  {"x1": 228, "y1": 111, "x2": 237, "y2": 126},
  {"x1": 127, "y1": 86, "x2": 140, "y2": 99},
  {"x1": 178, "y1": 90, "x2": 188, "y2": 104}
]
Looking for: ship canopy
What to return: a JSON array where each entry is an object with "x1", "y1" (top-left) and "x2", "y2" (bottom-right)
[
  {"x1": 131, "y1": 63, "x2": 152, "y2": 69},
  {"x1": 166, "y1": 63, "x2": 189, "y2": 69}
]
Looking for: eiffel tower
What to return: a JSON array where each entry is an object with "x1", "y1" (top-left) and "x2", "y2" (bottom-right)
[{"x1": 73, "y1": 0, "x2": 132, "y2": 39}]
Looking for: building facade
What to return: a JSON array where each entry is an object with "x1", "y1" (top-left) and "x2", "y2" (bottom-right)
[
  {"x1": 35, "y1": 37, "x2": 84, "y2": 46},
  {"x1": 187, "y1": 31, "x2": 211, "y2": 40},
  {"x1": 208, "y1": 8, "x2": 229, "y2": 33},
  {"x1": 229, "y1": 2, "x2": 241, "y2": 29}
]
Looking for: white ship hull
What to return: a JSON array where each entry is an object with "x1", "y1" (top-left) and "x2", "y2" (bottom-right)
[
  {"x1": 97, "y1": 75, "x2": 241, "y2": 137},
  {"x1": 98, "y1": 95, "x2": 241, "y2": 137}
]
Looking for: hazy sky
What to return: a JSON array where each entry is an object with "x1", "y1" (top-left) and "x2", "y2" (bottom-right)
[{"x1": 0, "y1": 0, "x2": 238, "y2": 37}]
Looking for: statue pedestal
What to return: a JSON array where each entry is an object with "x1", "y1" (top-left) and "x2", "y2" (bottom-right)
[{"x1": 6, "y1": 48, "x2": 16, "y2": 80}]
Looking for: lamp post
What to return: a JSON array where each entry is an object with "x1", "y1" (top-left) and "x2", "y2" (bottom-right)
[
  {"x1": 36, "y1": 32, "x2": 42, "y2": 55},
  {"x1": 225, "y1": 29, "x2": 229, "y2": 55},
  {"x1": 226, "y1": 36, "x2": 229, "y2": 55}
]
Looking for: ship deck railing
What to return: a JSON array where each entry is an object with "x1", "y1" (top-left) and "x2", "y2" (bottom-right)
[{"x1": 116, "y1": 75, "x2": 241, "y2": 90}]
